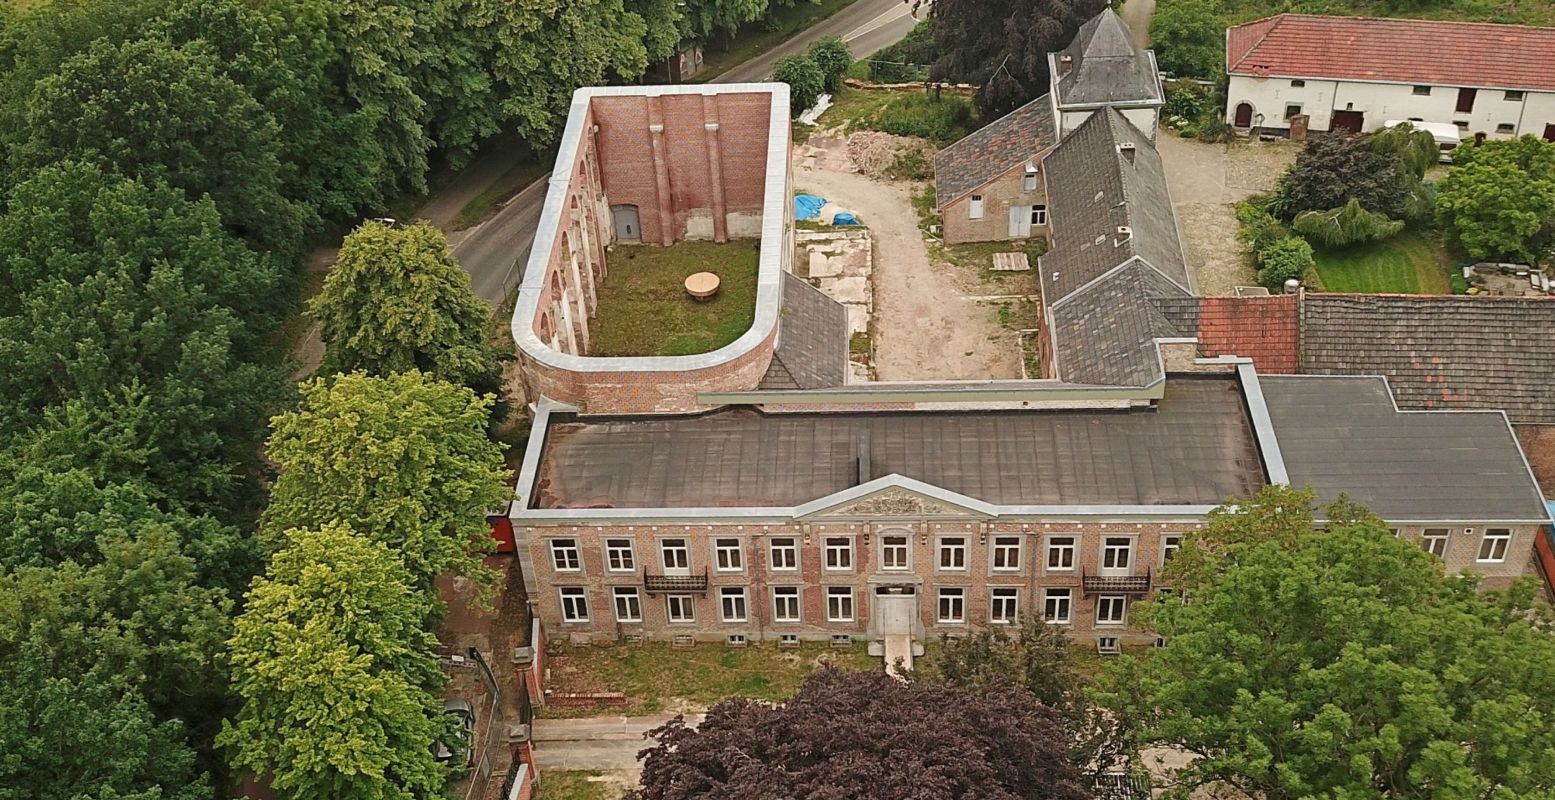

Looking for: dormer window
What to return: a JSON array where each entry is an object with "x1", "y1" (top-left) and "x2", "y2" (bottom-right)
[{"x1": 1023, "y1": 162, "x2": 1039, "y2": 191}]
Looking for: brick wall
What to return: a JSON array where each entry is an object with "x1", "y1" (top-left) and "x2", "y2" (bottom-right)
[{"x1": 941, "y1": 161, "x2": 1050, "y2": 245}]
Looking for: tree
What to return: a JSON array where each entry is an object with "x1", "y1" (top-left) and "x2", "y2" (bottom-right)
[
  {"x1": 1273, "y1": 134, "x2": 1409, "y2": 220},
  {"x1": 1255, "y1": 235, "x2": 1314, "y2": 291},
  {"x1": 222, "y1": 523, "x2": 448, "y2": 800},
  {"x1": 926, "y1": 0, "x2": 1108, "y2": 120},
  {"x1": 263, "y1": 371, "x2": 510, "y2": 592},
  {"x1": 1148, "y1": 0, "x2": 1226, "y2": 80},
  {"x1": 311, "y1": 220, "x2": 501, "y2": 395},
  {"x1": 1437, "y1": 135, "x2": 1555, "y2": 262},
  {"x1": 808, "y1": 35, "x2": 852, "y2": 92},
  {"x1": 1291, "y1": 198, "x2": 1406, "y2": 248},
  {"x1": 1371, "y1": 121, "x2": 1440, "y2": 179},
  {"x1": 1104, "y1": 486, "x2": 1555, "y2": 800},
  {"x1": 773, "y1": 54, "x2": 824, "y2": 114},
  {"x1": 628, "y1": 669, "x2": 1091, "y2": 800}
]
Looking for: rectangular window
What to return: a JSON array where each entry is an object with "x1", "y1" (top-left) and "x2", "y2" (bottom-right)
[
  {"x1": 666, "y1": 594, "x2": 695, "y2": 623},
  {"x1": 550, "y1": 539, "x2": 581, "y2": 572},
  {"x1": 612, "y1": 587, "x2": 642, "y2": 623},
  {"x1": 825, "y1": 537, "x2": 853, "y2": 571},
  {"x1": 881, "y1": 535, "x2": 909, "y2": 571},
  {"x1": 714, "y1": 538, "x2": 743, "y2": 572},
  {"x1": 769, "y1": 537, "x2": 798, "y2": 571},
  {"x1": 660, "y1": 539, "x2": 689, "y2": 571},
  {"x1": 719, "y1": 587, "x2": 748, "y2": 622},
  {"x1": 990, "y1": 588, "x2": 1019, "y2": 623},
  {"x1": 1284, "y1": 103, "x2": 1302, "y2": 120},
  {"x1": 1102, "y1": 537, "x2": 1133, "y2": 570},
  {"x1": 1506, "y1": 90, "x2": 1525, "y2": 102},
  {"x1": 605, "y1": 539, "x2": 635, "y2": 572},
  {"x1": 1031, "y1": 204, "x2": 1047, "y2": 226},
  {"x1": 1478, "y1": 528, "x2": 1511, "y2": 563},
  {"x1": 1047, "y1": 536, "x2": 1076, "y2": 571},
  {"x1": 1413, "y1": 85, "x2": 1433, "y2": 96},
  {"x1": 937, "y1": 588, "x2": 966, "y2": 624},
  {"x1": 1096, "y1": 595, "x2": 1127, "y2": 625},
  {"x1": 1043, "y1": 588, "x2": 1072, "y2": 623},
  {"x1": 826, "y1": 587, "x2": 854, "y2": 622},
  {"x1": 772, "y1": 587, "x2": 801, "y2": 623},
  {"x1": 1161, "y1": 534, "x2": 1182, "y2": 565},
  {"x1": 938, "y1": 536, "x2": 967, "y2": 570},
  {"x1": 1290, "y1": 79, "x2": 1306, "y2": 88},
  {"x1": 559, "y1": 588, "x2": 589, "y2": 622},
  {"x1": 1422, "y1": 528, "x2": 1449, "y2": 558},
  {"x1": 991, "y1": 536, "x2": 1022, "y2": 571},
  {"x1": 969, "y1": 195, "x2": 984, "y2": 219},
  {"x1": 1023, "y1": 163, "x2": 1039, "y2": 191},
  {"x1": 1497, "y1": 123, "x2": 1516, "y2": 133},
  {"x1": 1456, "y1": 87, "x2": 1477, "y2": 113}
]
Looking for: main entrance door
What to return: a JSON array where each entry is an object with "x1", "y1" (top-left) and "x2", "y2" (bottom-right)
[
  {"x1": 1331, "y1": 110, "x2": 1365, "y2": 134},
  {"x1": 1008, "y1": 205, "x2": 1032, "y2": 238},
  {"x1": 611, "y1": 204, "x2": 641, "y2": 242},
  {"x1": 1233, "y1": 102, "x2": 1253, "y2": 128},
  {"x1": 876, "y1": 588, "x2": 916, "y2": 635}
]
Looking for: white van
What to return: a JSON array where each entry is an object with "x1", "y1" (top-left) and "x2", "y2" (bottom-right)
[{"x1": 1383, "y1": 120, "x2": 1462, "y2": 162}]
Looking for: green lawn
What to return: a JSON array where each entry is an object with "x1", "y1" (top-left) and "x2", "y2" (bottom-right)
[
  {"x1": 589, "y1": 241, "x2": 761, "y2": 357},
  {"x1": 695, "y1": 0, "x2": 861, "y2": 81},
  {"x1": 539, "y1": 770, "x2": 613, "y2": 800},
  {"x1": 1309, "y1": 231, "x2": 1453, "y2": 294}
]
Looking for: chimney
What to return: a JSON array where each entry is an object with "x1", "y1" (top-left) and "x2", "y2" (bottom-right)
[
  {"x1": 1059, "y1": 53, "x2": 1073, "y2": 76},
  {"x1": 1117, "y1": 142, "x2": 1136, "y2": 164},
  {"x1": 1114, "y1": 226, "x2": 1132, "y2": 246}
]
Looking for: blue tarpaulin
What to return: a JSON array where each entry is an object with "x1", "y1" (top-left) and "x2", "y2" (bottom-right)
[
  {"x1": 794, "y1": 194, "x2": 826, "y2": 220},
  {"x1": 833, "y1": 212, "x2": 859, "y2": 225}
]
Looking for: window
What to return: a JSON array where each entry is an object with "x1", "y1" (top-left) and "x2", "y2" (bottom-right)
[
  {"x1": 1102, "y1": 537, "x2": 1133, "y2": 570},
  {"x1": 969, "y1": 195, "x2": 984, "y2": 219},
  {"x1": 937, "y1": 588, "x2": 966, "y2": 623},
  {"x1": 779, "y1": 633, "x2": 800, "y2": 646},
  {"x1": 825, "y1": 537, "x2": 853, "y2": 571},
  {"x1": 1161, "y1": 534, "x2": 1182, "y2": 565},
  {"x1": 1096, "y1": 595, "x2": 1127, "y2": 625},
  {"x1": 550, "y1": 539, "x2": 581, "y2": 572},
  {"x1": 1422, "y1": 528, "x2": 1450, "y2": 558},
  {"x1": 881, "y1": 535, "x2": 909, "y2": 570},
  {"x1": 1023, "y1": 163, "x2": 1039, "y2": 191},
  {"x1": 1456, "y1": 87, "x2": 1478, "y2": 113},
  {"x1": 1043, "y1": 588, "x2": 1073, "y2": 623},
  {"x1": 1454, "y1": 120, "x2": 1469, "y2": 129},
  {"x1": 714, "y1": 538, "x2": 743, "y2": 572},
  {"x1": 1497, "y1": 123, "x2": 1516, "y2": 133},
  {"x1": 666, "y1": 594, "x2": 695, "y2": 623},
  {"x1": 992, "y1": 536, "x2": 1022, "y2": 571},
  {"x1": 1031, "y1": 205, "x2": 1048, "y2": 226},
  {"x1": 1413, "y1": 85, "x2": 1433, "y2": 96},
  {"x1": 605, "y1": 539, "x2": 635, "y2": 572},
  {"x1": 990, "y1": 588, "x2": 1019, "y2": 623},
  {"x1": 769, "y1": 537, "x2": 798, "y2": 571},
  {"x1": 1290, "y1": 79, "x2": 1306, "y2": 87},
  {"x1": 559, "y1": 588, "x2": 589, "y2": 622},
  {"x1": 1478, "y1": 528, "x2": 1511, "y2": 562},
  {"x1": 1506, "y1": 90, "x2": 1525, "y2": 102},
  {"x1": 613, "y1": 587, "x2": 642, "y2": 623},
  {"x1": 1387, "y1": 528, "x2": 1401, "y2": 538},
  {"x1": 660, "y1": 539, "x2": 689, "y2": 570},
  {"x1": 1153, "y1": 636, "x2": 1168, "y2": 649},
  {"x1": 938, "y1": 536, "x2": 967, "y2": 570},
  {"x1": 719, "y1": 587, "x2": 748, "y2": 622},
  {"x1": 726, "y1": 634, "x2": 747, "y2": 647},
  {"x1": 1047, "y1": 536, "x2": 1076, "y2": 571},
  {"x1": 826, "y1": 587, "x2": 854, "y2": 622},
  {"x1": 1097, "y1": 636, "x2": 1121, "y2": 655},
  {"x1": 1284, "y1": 103, "x2": 1302, "y2": 120},
  {"x1": 772, "y1": 587, "x2": 801, "y2": 622}
]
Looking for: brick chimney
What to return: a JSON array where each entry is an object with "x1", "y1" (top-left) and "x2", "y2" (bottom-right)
[{"x1": 1114, "y1": 225, "x2": 1132, "y2": 246}]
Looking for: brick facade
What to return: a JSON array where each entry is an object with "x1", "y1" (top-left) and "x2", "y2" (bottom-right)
[{"x1": 941, "y1": 160, "x2": 1051, "y2": 245}]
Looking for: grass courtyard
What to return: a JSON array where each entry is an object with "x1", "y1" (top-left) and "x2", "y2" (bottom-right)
[
  {"x1": 1309, "y1": 231, "x2": 1453, "y2": 294},
  {"x1": 588, "y1": 240, "x2": 760, "y2": 357}
]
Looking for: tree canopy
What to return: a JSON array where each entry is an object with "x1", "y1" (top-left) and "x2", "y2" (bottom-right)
[
  {"x1": 1437, "y1": 135, "x2": 1555, "y2": 263},
  {"x1": 1273, "y1": 134, "x2": 1410, "y2": 220},
  {"x1": 1148, "y1": 0, "x2": 1225, "y2": 80},
  {"x1": 927, "y1": 0, "x2": 1108, "y2": 120}
]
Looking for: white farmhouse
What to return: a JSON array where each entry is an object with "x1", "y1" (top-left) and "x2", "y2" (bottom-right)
[{"x1": 1224, "y1": 14, "x2": 1555, "y2": 141}]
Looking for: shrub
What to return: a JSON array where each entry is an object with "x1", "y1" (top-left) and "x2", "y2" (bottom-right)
[
  {"x1": 1273, "y1": 134, "x2": 1408, "y2": 219},
  {"x1": 1291, "y1": 198, "x2": 1406, "y2": 248},
  {"x1": 887, "y1": 149, "x2": 931, "y2": 180},
  {"x1": 1235, "y1": 200, "x2": 1286, "y2": 254},
  {"x1": 1163, "y1": 80, "x2": 1206, "y2": 122},
  {"x1": 808, "y1": 36, "x2": 853, "y2": 92},
  {"x1": 1255, "y1": 235, "x2": 1315, "y2": 291},
  {"x1": 773, "y1": 55, "x2": 825, "y2": 114}
]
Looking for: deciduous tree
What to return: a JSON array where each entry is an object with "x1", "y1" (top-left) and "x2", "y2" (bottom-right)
[
  {"x1": 1273, "y1": 133, "x2": 1408, "y2": 220},
  {"x1": 926, "y1": 0, "x2": 1108, "y2": 120},
  {"x1": 1436, "y1": 135, "x2": 1555, "y2": 263},
  {"x1": 1148, "y1": 0, "x2": 1225, "y2": 80},
  {"x1": 773, "y1": 54, "x2": 824, "y2": 113}
]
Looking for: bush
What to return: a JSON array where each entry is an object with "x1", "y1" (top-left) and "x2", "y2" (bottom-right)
[
  {"x1": 1149, "y1": 0, "x2": 1227, "y2": 80},
  {"x1": 887, "y1": 149, "x2": 931, "y2": 180},
  {"x1": 1236, "y1": 200, "x2": 1287, "y2": 254},
  {"x1": 808, "y1": 36, "x2": 852, "y2": 92},
  {"x1": 1256, "y1": 235, "x2": 1315, "y2": 291},
  {"x1": 1291, "y1": 198, "x2": 1406, "y2": 248},
  {"x1": 1274, "y1": 134, "x2": 1409, "y2": 219},
  {"x1": 774, "y1": 55, "x2": 825, "y2": 114},
  {"x1": 874, "y1": 93, "x2": 974, "y2": 145},
  {"x1": 1163, "y1": 80, "x2": 1206, "y2": 122}
]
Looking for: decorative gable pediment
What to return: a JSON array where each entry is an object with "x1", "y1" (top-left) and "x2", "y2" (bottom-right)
[{"x1": 795, "y1": 475, "x2": 996, "y2": 520}]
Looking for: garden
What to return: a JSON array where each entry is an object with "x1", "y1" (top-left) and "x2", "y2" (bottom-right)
[{"x1": 588, "y1": 241, "x2": 761, "y2": 357}]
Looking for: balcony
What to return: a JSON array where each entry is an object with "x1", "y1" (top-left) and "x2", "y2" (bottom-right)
[
  {"x1": 643, "y1": 568, "x2": 709, "y2": 595},
  {"x1": 1081, "y1": 568, "x2": 1152, "y2": 596}
]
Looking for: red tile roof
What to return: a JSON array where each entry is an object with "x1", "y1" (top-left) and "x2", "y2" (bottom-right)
[
  {"x1": 1227, "y1": 14, "x2": 1555, "y2": 92},
  {"x1": 1196, "y1": 295, "x2": 1299, "y2": 374}
]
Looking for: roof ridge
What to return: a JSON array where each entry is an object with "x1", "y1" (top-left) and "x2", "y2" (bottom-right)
[{"x1": 1260, "y1": 12, "x2": 1555, "y2": 33}]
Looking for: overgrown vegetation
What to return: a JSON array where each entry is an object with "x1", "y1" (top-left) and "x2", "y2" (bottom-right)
[
  {"x1": 816, "y1": 86, "x2": 978, "y2": 146},
  {"x1": 924, "y1": 0, "x2": 1109, "y2": 120},
  {"x1": 589, "y1": 241, "x2": 762, "y2": 357}
]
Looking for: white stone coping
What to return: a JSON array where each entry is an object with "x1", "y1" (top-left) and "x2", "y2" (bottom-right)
[{"x1": 510, "y1": 83, "x2": 791, "y2": 373}]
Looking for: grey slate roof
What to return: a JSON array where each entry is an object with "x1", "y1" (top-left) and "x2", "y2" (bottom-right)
[
  {"x1": 933, "y1": 94, "x2": 1058, "y2": 207},
  {"x1": 761, "y1": 273, "x2": 848, "y2": 390},
  {"x1": 533, "y1": 377, "x2": 1266, "y2": 509},
  {"x1": 1050, "y1": 262, "x2": 1194, "y2": 386},
  {"x1": 1299, "y1": 293, "x2": 1555, "y2": 424},
  {"x1": 1053, "y1": 8, "x2": 1163, "y2": 108},
  {"x1": 1259, "y1": 375, "x2": 1548, "y2": 522}
]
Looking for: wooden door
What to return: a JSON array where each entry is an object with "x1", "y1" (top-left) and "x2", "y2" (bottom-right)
[
  {"x1": 1008, "y1": 204, "x2": 1031, "y2": 238},
  {"x1": 1544, "y1": 123, "x2": 1555, "y2": 142},
  {"x1": 1456, "y1": 87, "x2": 1477, "y2": 114},
  {"x1": 1233, "y1": 102, "x2": 1254, "y2": 127},
  {"x1": 1331, "y1": 110, "x2": 1365, "y2": 134}
]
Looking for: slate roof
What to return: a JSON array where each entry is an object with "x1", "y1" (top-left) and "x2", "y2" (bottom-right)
[
  {"x1": 532, "y1": 377, "x2": 1266, "y2": 509},
  {"x1": 761, "y1": 273, "x2": 848, "y2": 390},
  {"x1": 1260, "y1": 375, "x2": 1548, "y2": 523},
  {"x1": 1053, "y1": 8, "x2": 1163, "y2": 108},
  {"x1": 1298, "y1": 293, "x2": 1555, "y2": 424},
  {"x1": 1050, "y1": 262, "x2": 1193, "y2": 386},
  {"x1": 1227, "y1": 14, "x2": 1555, "y2": 92},
  {"x1": 933, "y1": 94, "x2": 1057, "y2": 207}
]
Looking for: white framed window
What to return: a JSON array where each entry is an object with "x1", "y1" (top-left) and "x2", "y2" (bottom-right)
[
  {"x1": 1046, "y1": 536, "x2": 1076, "y2": 571},
  {"x1": 881, "y1": 534, "x2": 910, "y2": 571},
  {"x1": 826, "y1": 587, "x2": 854, "y2": 622},
  {"x1": 937, "y1": 587, "x2": 966, "y2": 624},
  {"x1": 605, "y1": 538, "x2": 635, "y2": 572},
  {"x1": 1422, "y1": 528, "x2": 1450, "y2": 558},
  {"x1": 666, "y1": 594, "x2": 695, "y2": 623},
  {"x1": 1043, "y1": 588, "x2": 1072, "y2": 623},
  {"x1": 559, "y1": 587, "x2": 589, "y2": 622},
  {"x1": 714, "y1": 538, "x2": 743, "y2": 572},
  {"x1": 719, "y1": 587, "x2": 748, "y2": 622},
  {"x1": 1161, "y1": 534, "x2": 1182, "y2": 566},
  {"x1": 1497, "y1": 123, "x2": 1516, "y2": 133},
  {"x1": 550, "y1": 538, "x2": 581, "y2": 572},
  {"x1": 938, "y1": 536, "x2": 967, "y2": 571},
  {"x1": 969, "y1": 195, "x2": 984, "y2": 219},
  {"x1": 769, "y1": 537, "x2": 798, "y2": 571},
  {"x1": 1102, "y1": 537, "x2": 1133, "y2": 570},
  {"x1": 1030, "y1": 204, "x2": 1047, "y2": 226},
  {"x1": 1478, "y1": 528, "x2": 1511, "y2": 563},
  {"x1": 991, "y1": 536, "x2": 1022, "y2": 571},
  {"x1": 660, "y1": 539, "x2": 689, "y2": 571},
  {"x1": 1096, "y1": 595, "x2": 1127, "y2": 625},
  {"x1": 824, "y1": 536, "x2": 853, "y2": 571},
  {"x1": 1023, "y1": 163, "x2": 1039, "y2": 191},
  {"x1": 1097, "y1": 636, "x2": 1121, "y2": 655},
  {"x1": 772, "y1": 586, "x2": 801, "y2": 623},
  {"x1": 1284, "y1": 103, "x2": 1302, "y2": 120},
  {"x1": 990, "y1": 588, "x2": 1019, "y2": 623},
  {"x1": 612, "y1": 587, "x2": 642, "y2": 623}
]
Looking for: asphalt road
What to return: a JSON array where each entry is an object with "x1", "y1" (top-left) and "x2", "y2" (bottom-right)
[{"x1": 450, "y1": 0, "x2": 927, "y2": 305}]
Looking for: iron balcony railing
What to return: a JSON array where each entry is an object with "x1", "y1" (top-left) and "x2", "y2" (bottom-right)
[
  {"x1": 1081, "y1": 567, "x2": 1152, "y2": 596},
  {"x1": 642, "y1": 568, "x2": 709, "y2": 595}
]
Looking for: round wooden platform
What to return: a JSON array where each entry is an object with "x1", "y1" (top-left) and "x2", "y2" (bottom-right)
[{"x1": 684, "y1": 271, "x2": 720, "y2": 301}]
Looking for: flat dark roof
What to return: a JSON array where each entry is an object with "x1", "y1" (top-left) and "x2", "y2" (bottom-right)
[
  {"x1": 1260, "y1": 375, "x2": 1548, "y2": 522},
  {"x1": 531, "y1": 377, "x2": 1266, "y2": 509}
]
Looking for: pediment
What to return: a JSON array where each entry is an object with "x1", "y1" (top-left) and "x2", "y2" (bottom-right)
[{"x1": 795, "y1": 475, "x2": 995, "y2": 519}]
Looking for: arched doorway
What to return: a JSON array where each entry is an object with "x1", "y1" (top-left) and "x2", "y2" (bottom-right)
[{"x1": 1233, "y1": 102, "x2": 1254, "y2": 128}]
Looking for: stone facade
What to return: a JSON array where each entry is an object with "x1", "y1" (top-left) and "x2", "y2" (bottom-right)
[{"x1": 940, "y1": 160, "x2": 1051, "y2": 245}]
